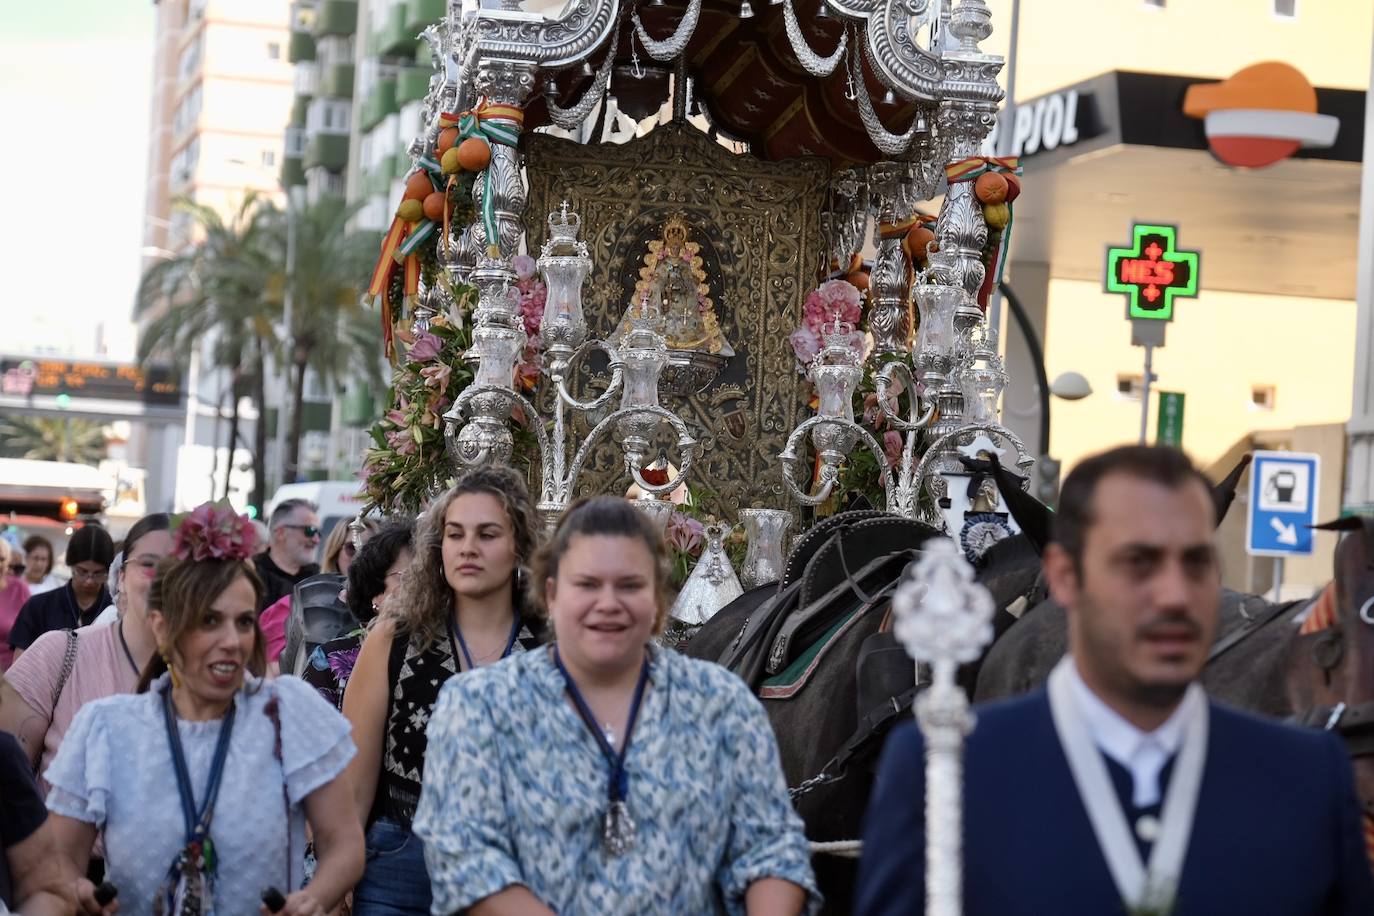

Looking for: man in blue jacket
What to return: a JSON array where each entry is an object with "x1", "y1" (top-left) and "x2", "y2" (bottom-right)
[{"x1": 857, "y1": 445, "x2": 1374, "y2": 915}]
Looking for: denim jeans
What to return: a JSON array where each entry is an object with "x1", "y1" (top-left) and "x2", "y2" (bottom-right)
[{"x1": 351, "y1": 818, "x2": 433, "y2": 916}]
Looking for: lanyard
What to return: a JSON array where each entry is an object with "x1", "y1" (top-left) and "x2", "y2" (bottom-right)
[
  {"x1": 449, "y1": 614, "x2": 522, "y2": 672},
  {"x1": 553, "y1": 645, "x2": 651, "y2": 807},
  {"x1": 162, "y1": 685, "x2": 237, "y2": 862}
]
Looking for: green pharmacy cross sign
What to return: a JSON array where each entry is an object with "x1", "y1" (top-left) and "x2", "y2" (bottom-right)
[{"x1": 1105, "y1": 224, "x2": 1200, "y2": 321}]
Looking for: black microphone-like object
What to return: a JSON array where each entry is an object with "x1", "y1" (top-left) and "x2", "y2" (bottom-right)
[
  {"x1": 94, "y1": 883, "x2": 118, "y2": 906},
  {"x1": 262, "y1": 887, "x2": 287, "y2": 913}
]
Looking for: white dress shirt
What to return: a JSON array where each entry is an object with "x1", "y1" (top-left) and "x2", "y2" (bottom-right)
[{"x1": 1064, "y1": 659, "x2": 1202, "y2": 808}]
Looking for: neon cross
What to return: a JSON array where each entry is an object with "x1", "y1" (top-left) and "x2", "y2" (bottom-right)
[{"x1": 1104, "y1": 223, "x2": 1200, "y2": 322}]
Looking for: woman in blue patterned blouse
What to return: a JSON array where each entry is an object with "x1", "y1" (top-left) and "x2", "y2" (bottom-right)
[{"x1": 414, "y1": 495, "x2": 821, "y2": 915}]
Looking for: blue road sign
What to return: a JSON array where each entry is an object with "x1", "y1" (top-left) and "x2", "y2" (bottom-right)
[{"x1": 1246, "y1": 450, "x2": 1320, "y2": 557}]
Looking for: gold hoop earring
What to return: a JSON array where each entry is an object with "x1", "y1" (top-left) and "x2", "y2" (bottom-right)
[{"x1": 161, "y1": 647, "x2": 182, "y2": 689}]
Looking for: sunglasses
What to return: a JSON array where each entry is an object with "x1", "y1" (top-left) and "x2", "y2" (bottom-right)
[
  {"x1": 7, "y1": 563, "x2": 24, "y2": 574},
  {"x1": 277, "y1": 524, "x2": 321, "y2": 538}
]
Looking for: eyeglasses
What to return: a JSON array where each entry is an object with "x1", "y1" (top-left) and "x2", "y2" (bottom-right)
[
  {"x1": 7, "y1": 563, "x2": 24, "y2": 574},
  {"x1": 122, "y1": 557, "x2": 162, "y2": 578},
  {"x1": 71, "y1": 567, "x2": 110, "y2": 583},
  {"x1": 277, "y1": 524, "x2": 320, "y2": 538}
]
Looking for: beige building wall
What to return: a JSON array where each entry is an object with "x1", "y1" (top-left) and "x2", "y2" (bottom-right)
[
  {"x1": 983, "y1": 0, "x2": 1373, "y2": 98},
  {"x1": 148, "y1": 0, "x2": 293, "y2": 251},
  {"x1": 1044, "y1": 278, "x2": 1356, "y2": 474}
]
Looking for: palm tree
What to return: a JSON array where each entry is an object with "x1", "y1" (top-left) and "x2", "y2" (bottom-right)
[
  {"x1": 136, "y1": 194, "x2": 280, "y2": 509},
  {"x1": 264, "y1": 195, "x2": 383, "y2": 483},
  {"x1": 0, "y1": 416, "x2": 108, "y2": 465}
]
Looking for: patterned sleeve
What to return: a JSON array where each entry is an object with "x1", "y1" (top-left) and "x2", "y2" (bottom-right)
[
  {"x1": 42, "y1": 699, "x2": 112, "y2": 826},
  {"x1": 271, "y1": 675, "x2": 356, "y2": 804},
  {"x1": 715, "y1": 677, "x2": 822, "y2": 914},
  {"x1": 413, "y1": 675, "x2": 525, "y2": 913}
]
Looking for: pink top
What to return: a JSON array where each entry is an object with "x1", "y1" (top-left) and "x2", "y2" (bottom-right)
[
  {"x1": 7, "y1": 620, "x2": 140, "y2": 795},
  {"x1": 260, "y1": 594, "x2": 290, "y2": 663},
  {"x1": 0, "y1": 577, "x2": 32, "y2": 670}
]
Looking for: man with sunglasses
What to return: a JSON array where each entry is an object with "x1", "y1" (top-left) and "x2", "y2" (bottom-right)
[
  {"x1": 254, "y1": 498, "x2": 322, "y2": 613},
  {"x1": 7, "y1": 525, "x2": 114, "y2": 666}
]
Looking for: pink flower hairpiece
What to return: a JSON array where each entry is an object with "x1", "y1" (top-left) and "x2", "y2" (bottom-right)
[{"x1": 171, "y1": 500, "x2": 258, "y2": 563}]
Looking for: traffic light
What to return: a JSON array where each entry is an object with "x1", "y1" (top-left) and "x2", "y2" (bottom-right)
[
  {"x1": 1035, "y1": 457, "x2": 1062, "y2": 508},
  {"x1": 59, "y1": 497, "x2": 79, "y2": 520}
]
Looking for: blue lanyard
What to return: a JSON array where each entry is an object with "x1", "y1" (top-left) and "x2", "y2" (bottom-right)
[
  {"x1": 449, "y1": 614, "x2": 522, "y2": 672},
  {"x1": 553, "y1": 645, "x2": 651, "y2": 804},
  {"x1": 162, "y1": 685, "x2": 236, "y2": 863}
]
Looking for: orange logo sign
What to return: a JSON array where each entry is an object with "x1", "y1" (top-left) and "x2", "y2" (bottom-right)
[{"x1": 1183, "y1": 62, "x2": 1338, "y2": 168}]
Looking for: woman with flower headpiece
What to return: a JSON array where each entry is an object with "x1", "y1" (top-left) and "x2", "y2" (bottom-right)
[
  {"x1": 41, "y1": 501, "x2": 364, "y2": 916},
  {"x1": 341, "y1": 467, "x2": 545, "y2": 916}
]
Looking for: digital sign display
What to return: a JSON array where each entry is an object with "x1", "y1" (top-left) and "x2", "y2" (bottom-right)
[
  {"x1": 1105, "y1": 224, "x2": 1200, "y2": 321},
  {"x1": 0, "y1": 357, "x2": 181, "y2": 406}
]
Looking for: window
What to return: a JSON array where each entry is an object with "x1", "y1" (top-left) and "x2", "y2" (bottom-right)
[
  {"x1": 261, "y1": 149, "x2": 277, "y2": 167},
  {"x1": 1251, "y1": 385, "x2": 1276, "y2": 411},
  {"x1": 1142, "y1": 0, "x2": 1164, "y2": 7},
  {"x1": 171, "y1": 137, "x2": 201, "y2": 186},
  {"x1": 1273, "y1": 0, "x2": 1297, "y2": 18},
  {"x1": 267, "y1": 41, "x2": 282, "y2": 59},
  {"x1": 285, "y1": 126, "x2": 307, "y2": 157},
  {"x1": 172, "y1": 84, "x2": 202, "y2": 136},
  {"x1": 1115, "y1": 374, "x2": 1143, "y2": 401}
]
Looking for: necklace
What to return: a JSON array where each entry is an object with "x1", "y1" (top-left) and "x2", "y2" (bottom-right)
[
  {"x1": 553, "y1": 645, "x2": 651, "y2": 856},
  {"x1": 116, "y1": 618, "x2": 140, "y2": 678},
  {"x1": 449, "y1": 614, "x2": 522, "y2": 672}
]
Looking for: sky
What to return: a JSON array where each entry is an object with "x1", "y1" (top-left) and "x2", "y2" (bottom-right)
[{"x1": 0, "y1": 3, "x2": 155, "y2": 360}]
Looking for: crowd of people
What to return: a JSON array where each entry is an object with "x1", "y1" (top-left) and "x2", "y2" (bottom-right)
[
  {"x1": 2, "y1": 445, "x2": 1373, "y2": 915},
  {"x1": 0, "y1": 466, "x2": 818, "y2": 916}
]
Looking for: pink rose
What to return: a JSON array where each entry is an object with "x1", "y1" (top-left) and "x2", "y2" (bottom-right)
[{"x1": 789, "y1": 326, "x2": 821, "y2": 365}]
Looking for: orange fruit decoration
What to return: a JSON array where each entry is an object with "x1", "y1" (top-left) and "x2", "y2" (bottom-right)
[
  {"x1": 456, "y1": 137, "x2": 492, "y2": 172},
  {"x1": 846, "y1": 270, "x2": 870, "y2": 292},
  {"x1": 436, "y1": 126, "x2": 460, "y2": 156},
  {"x1": 974, "y1": 171, "x2": 1009, "y2": 205},
  {"x1": 904, "y1": 226, "x2": 937, "y2": 262},
  {"x1": 422, "y1": 191, "x2": 447, "y2": 222},
  {"x1": 404, "y1": 171, "x2": 434, "y2": 201}
]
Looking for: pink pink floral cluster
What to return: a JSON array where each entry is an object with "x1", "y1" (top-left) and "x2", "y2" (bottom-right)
[
  {"x1": 513, "y1": 254, "x2": 546, "y2": 391},
  {"x1": 665, "y1": 511, "x2": 706, "y2": 556},
  {"x1": 789, "y1": 279, "x2": 865, "y2": 366},
  {"x1": 172, "y1": 501, "x2": 258, "y2": 562}
]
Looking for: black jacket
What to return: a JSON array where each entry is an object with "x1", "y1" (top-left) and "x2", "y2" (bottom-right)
[
  {"x1": 7, "y1": 582, "x2": 110, "y2": 651},
  {"x1": 253, "y1": 552, "x2": 320, "y2": 614}
]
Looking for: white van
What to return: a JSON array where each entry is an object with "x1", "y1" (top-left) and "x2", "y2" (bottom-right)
[{"x1": 266, "y1": 481, "x2": 368, "y2": 546}]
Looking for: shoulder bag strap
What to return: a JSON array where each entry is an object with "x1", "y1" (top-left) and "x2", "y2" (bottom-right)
[{"x1": 33, "y1": 629, "x2": 79, "y2": 776}]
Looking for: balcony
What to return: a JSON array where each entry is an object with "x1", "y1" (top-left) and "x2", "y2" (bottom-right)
[
  {"x1": 360, "y1": 77, "x2": 398, "y2": 131},
  {"x1": 294, "y1": 62, "x2": 319, "y2": 97},
  {"x1": 285, "y1": 126, "x2": 308, "y2": 158},
  {"x1": 312, "y1": 0, "x2": 358, "y2": 38},
  {"x1": 304, "y1": 132, "x2": 350, "y2": 172},
  {"x1": 376, "y1": 3, "x2": 416, "y2": 57},
  {"x1": 281, "y1": 156, "x2": 306, "y2": 189},
  {"x1": 288, "y1": 30, "x2": 316, "y2": 63},
  {"x1": 404, "y1": 0, "x2": 446, "y2": 33},
  {"x1": 396, "y1": 66, "x2": 430, "y2": 105},
  {"x1": 321, "y1": 62, "x2": 356, "y2": 99},
  {"x1": 290, "y1": 94, "x2": 310, "y2": 127}
]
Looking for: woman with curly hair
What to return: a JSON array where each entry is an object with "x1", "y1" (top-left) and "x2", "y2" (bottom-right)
[
  {"x1": 342, "y1": 467, "x2": 544, "y2": 916},
  {"x1": 42, "y1": 502, "x2": 362, "y2": 916}
]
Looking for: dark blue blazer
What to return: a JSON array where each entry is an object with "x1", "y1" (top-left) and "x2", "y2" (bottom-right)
[{"x1": 856, "y1": 689, "x2": 1374, "y2": 916}]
